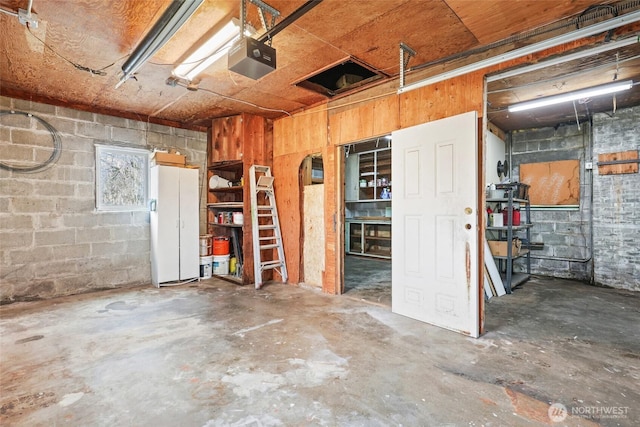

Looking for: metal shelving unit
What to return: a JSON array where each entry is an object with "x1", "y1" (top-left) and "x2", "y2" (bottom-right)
[{"x1": 486, "y1": 183, "x2": 532, "y2": 293}]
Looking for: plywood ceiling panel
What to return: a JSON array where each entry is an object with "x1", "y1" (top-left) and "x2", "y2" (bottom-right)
[
  {"x1": 1, "y1": 0, "x2": 638, "y2": 129},
  {"x1": 445, "y1": 0, "x2": 620, "y2": 44},
  {"x1": 331, "y1": 0, "x2": 478, "y2": 75}
]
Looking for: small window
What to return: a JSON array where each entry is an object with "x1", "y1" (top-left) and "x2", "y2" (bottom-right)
[{"x1": 95, "y1": 145, "x2": 149, "y2": 211}]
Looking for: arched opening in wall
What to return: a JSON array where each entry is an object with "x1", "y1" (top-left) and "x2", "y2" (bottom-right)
[
  {"x1": 342, "y1": 137, "x2": 392, "y2": 306},
  {"x1": 299, "y1": 154, "x2": 325, "y2": 288}
]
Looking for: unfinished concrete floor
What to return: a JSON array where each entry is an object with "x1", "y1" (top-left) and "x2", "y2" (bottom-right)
[{"x1": 1, "y1": 277, "x2": 638, "y2": 426}]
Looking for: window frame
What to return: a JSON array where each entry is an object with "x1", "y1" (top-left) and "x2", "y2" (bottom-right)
[{"x1": 95, "y1": 144, "x2": 149, "y2": 212}]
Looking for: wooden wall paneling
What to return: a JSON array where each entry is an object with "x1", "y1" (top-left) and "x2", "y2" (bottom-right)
[
  {"x1": 274, "y1": 115, "x2": 295, "y2": 157},
  {"x1": 322, "y1": 144, "x2": 339, "y2": 294},
  {"x1": 209, "y1": 115, "x2": 243, "y2": 162},
  {"x1": 273, "y1": 153, "x2": 306, "y2": 285},
  {"x1": 328, "y1": 94, "x2": 398, "y2": 146},
  {"x1": 399, "y1": 71, "x2": 485, "y2": 129},
  {"x1": 341, "y1": 102, "x2": 374, "y2": 144},
  {"x1": 372, "y1": 95, "x2": 400, "y2": 136}
]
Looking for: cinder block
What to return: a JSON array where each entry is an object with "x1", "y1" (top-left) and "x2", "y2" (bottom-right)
[
  {"x1": 98, "y1": 212, "x2": 133, "y2": 226},
  {"x1": 56, "y1": 198, "x2": 95, "y2": 213},
  {"x1": 91, "y1": 241, "x2": 125, "y2": 256},
  {"x1": 76, "y1": 183, "x2": 95, "y2": 198},
  {"x1": 11, "y1": 198, "x2": 56, "y2": 213},
  {"x1": 0, "y1": 231, "x2": 33, "y2": 249},
  {"x1": 76, "y1": 228, "x2": 110, "y2": 244},
  {"x1": 100, "y1": 115, "x2": 129, "y2": 129},
  {"x1": 73, "y1": 151, "x2": 96, "y2": 168},
  {"x1": 0, "y1": 214, "x2": 34, "y2": 230},
  {"x1": 68, "y1": 167, "x2": 94, "y2": 183},
  {"x1": 2, "y1": 144, "x2": 34, "y2": 162},
  {"x1": 34, "y1": 260, "x2": 79, "y2": 278},
  {"x1": 35, "y1": 182, "x2": 75, "y2": 197},
  {"x1": 9, "y1": 246, "x2": 53, "y2": 264},
  {"x1": 42, "y1": 116, "x2": 77, "y2": 135},
  {"x1": 62, "y1": 214, "x2": 98, "y2": 228},
  {"x1": 125, "y1": 239, "x2": 149, "y2": 254},
  {"x1": 149, "y1": 123, "x2": 173, "y2": 135},
  {"x1": 56, "y1": 106, "x2": 94, "y2": 122},
  {"x1": 76, "y1": 122, "x2": 106, "y2": 139},
  {"x1": 2, "y1": 180, "x2": 33, "y2": 196},
  {"x1": 35, "y1": 229, "x2": 76, "y2": 246},
  {"x1": 52, "y1": 243, "x2": 91, "y2": 260},
  {"x1": 13, "y1": 99, "x2": 56, "y2": 115},
  {"x1": 111, "y1": 127, "x2": 146, "y2": 144},
  {"x1": 112, "y1": 225, "x2": 148, "y2": 241}
]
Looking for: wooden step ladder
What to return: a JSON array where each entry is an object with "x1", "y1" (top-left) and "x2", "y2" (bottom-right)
[{"x1": 249, "y1": 165, "x2": 288, "y2": 289}]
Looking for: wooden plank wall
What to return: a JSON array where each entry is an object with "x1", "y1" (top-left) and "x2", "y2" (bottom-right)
[
  {"x1": 208, "y1": 113, "x2": 273, "y2": 285},
  {"x1": 271, "y1": 38, "x2": 606, "y2": 295},
  {"x1": 272, "y1": 72, "x2": 486, "y2": 294},
  {"x1": 273, "y1": 106, "x2": 328, "y2": 287}
]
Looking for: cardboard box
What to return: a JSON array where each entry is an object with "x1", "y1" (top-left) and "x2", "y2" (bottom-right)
[
  {"x1": 151, "y1": 152, "x2": 186, "y2": 167},
  {"x1": 488, "y1": 239, "x2": 521, "y2": 257}
]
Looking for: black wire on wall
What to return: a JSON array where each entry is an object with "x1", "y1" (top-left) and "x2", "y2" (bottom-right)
[{"x1": 0, "y1": 110, "x2": 62, "y2": 173}]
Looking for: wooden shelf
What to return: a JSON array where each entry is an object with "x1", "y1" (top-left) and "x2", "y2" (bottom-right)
[
  {"x1": 364, "y1": 236, "x2": 391, "y2": 241},
  {"x1": 487, "y1": 224, "x2": 533, "y2": 231},
  {"x1": 209, "y1": 186, "x2": 243, "y2": 193},
  {"x1": 491, "y1": 249, "x2": 530, "y2": 260},
  {"x1": 487, "y1": 197, "x2": 529, "y2": 204},
  {"x1": 207, "y1": 222, "x2": 242, "y2": 228},
  {"x1": 208, "y1": 160, "x2": 243, "y2": 172},
  {"x1": 207, "y1": 202, "x2": 243, "y2": 208}
]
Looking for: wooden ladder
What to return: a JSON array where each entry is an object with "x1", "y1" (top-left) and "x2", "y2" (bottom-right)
[{"x1": 249, "y1": 165, "x2": 288, "y2": 289}]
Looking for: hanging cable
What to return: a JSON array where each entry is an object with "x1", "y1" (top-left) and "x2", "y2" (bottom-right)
[
  {"x1": 26, "y1": 25, "x2": 122, "y2": 76},
  {"x1": 0, "y1": 110, "x2": 62, "y2": 173}
]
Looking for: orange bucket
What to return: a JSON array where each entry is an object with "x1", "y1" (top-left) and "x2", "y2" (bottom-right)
[{"x1": 212, "y1": 237, "x2": 230, "y2": 255}]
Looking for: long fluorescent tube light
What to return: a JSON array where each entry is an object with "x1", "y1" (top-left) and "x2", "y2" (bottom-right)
[
  {"x1": 397, "y1": 9, "x2": 640, "y2": 94},
  {"x1": 172, "y1": 18, "x2": 255, "y2": 82},
  {"x1": 487, "y1": 37, "x2": 640, "y2": 82},
  {"x1": 508, "y1": 80, "x2": 633, "y2": 112},
  {"x1": 117, "y1": 0, "x2": 204, "y2": 88}
]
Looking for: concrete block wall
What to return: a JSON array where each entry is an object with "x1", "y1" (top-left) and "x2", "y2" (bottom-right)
[
  {"x1": 592, "y1": 106, "x2": 640, "y2": 291},
  {"x1": 510, "y1": 123, "x2": 592, "y2": 281},
  {"x1": 0, "y1": 96, "x2": 207, "y2": 302}
]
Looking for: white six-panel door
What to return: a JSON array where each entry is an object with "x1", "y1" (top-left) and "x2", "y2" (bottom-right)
[{"x1": 391, "y1": 111, "x2": 480, "y2": 337}]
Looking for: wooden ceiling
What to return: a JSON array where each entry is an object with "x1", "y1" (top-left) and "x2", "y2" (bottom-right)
[{"x1": 1, "y1": 0, "x2": 639, "y2": 131}]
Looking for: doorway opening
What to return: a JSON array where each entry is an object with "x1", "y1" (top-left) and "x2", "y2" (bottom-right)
[{"x1": 342, "y1": 136, "x2": 392, "y2": 306}]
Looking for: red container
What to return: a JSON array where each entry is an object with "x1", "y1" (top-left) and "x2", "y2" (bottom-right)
[
  {"x1": 213, "y1": 237, "x2": 230, "y2": 255},
  {"x1": 503, "y1": 208, "x2": 521, "y2": 226}
]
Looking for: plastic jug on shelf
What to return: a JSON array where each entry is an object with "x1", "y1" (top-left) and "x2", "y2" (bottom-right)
[{"x1": 502, "y1": 207, "x2": 521, "y2": 226}]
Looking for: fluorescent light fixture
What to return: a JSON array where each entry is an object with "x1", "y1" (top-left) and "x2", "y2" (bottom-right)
[
  {"x1": 117, "y1": 0, "x2": 204, "y2": 88},
  {"x1": 172, "y1": 18, "x2": 255, "y2": 82},
  {"x1": 397, "y1": 9, "x2": 640, "y2": 94},
  {"x1": 508, "y1": 80, "x2": 633, "y2": 112}
]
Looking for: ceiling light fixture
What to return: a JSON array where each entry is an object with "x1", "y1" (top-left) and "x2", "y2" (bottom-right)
[
  {"x1": 172, "y1": 18, "x2": 256, "y2": 82},
  {"x1": 397, "y1": 9, "x2": 640, "y2": 94},
  {"x1": 116, "y1": 0, "x2": 204, "y2": 88},
  {"x1": 508, "y1": 80, "x2": 633, "y2": 112}
]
